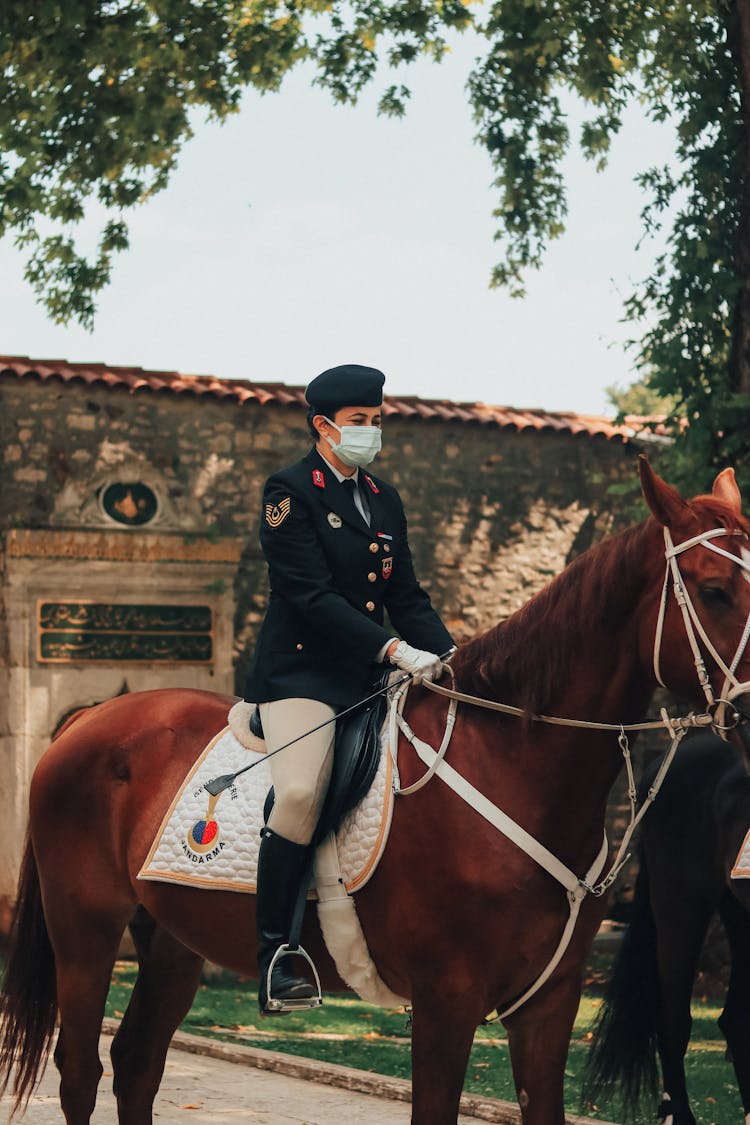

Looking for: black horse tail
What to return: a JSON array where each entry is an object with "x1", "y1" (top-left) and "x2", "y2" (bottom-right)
[
  {"x1": 581, "y1": 857, "x2": 660, "y2": 1121},
  {"x1": 0, "y1": 836, "x2": 57, "y2": 1116}
]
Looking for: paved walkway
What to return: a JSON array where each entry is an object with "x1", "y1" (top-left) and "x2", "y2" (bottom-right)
[
  {"x1": 6, "y1": 1035, "x2": 479, "y2": 1125},
  {"x1": 5, "y1": 1027, "x2": 608, "y2": 1125}
]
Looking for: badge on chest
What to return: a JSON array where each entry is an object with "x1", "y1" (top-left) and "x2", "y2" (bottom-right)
[
  {"x1": 327, "y1": 512, "x2": 343, "y2": 529},
  {"x1": 382, "y1": 557, "x2": 393, "y2": 579}
]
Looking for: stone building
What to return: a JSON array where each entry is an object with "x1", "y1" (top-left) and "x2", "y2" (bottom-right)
[{"x1": 0, "y1": 354, "x2": 643, "y2": 927}]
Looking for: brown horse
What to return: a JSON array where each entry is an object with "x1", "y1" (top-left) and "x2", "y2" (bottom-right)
[{"x1": 2, "y1": 459, "x2": 750, "y2": 1125}]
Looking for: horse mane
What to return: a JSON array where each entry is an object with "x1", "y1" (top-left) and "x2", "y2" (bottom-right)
[{"x1": 451, "y1": 495, "x2": 750, "y2": 717}]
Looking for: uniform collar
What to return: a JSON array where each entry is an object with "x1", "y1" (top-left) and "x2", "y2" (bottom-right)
[
  {"x1": 309, "y1": 443, "x2": 360, "y2": 485},
  {"x1": 327, "y1": 462, "x2": 360, "y2": 487},
  {"x1": 304, "y1": 449, "x2": 381, "y2": 536}
]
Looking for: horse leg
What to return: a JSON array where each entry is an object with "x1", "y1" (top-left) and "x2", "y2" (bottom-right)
[
  {"x1": 503, "y1": 971, "x2": 582, "y2": 1125},
  {"x1": 50, "y1": 913, "x2": 125, "y2": 1125},
  {"x1": 652, "y1": 898, "x2": 714, "y2": 1125},
  {"x1": 717, "y1": 893, "x2": 750, "y2": 1117},
  {"x1": 409, "y1": 987, "x2": 481, "y2": 1125},
  {"x1": 110, "y1": 909, "x2": 204, "y2": 1125}
]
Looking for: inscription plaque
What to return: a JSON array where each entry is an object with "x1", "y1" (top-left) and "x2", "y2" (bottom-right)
[{"x1": 37, "y1": 602, "x2": 213, "y2": 664}]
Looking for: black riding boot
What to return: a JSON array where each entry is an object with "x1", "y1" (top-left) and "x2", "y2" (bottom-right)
[{"x1": 256, "y1": 827, "x2": 317, "y2": 1015}]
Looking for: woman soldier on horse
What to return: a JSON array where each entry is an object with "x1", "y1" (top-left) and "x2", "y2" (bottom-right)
[
  {"x1": 4, "y1": 458, "x2": 750, "y2": 1125},
  {"x1": 244, "y1": 363, "x2": 455, "y2": 1015}
]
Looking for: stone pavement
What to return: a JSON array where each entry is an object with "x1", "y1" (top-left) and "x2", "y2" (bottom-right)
[
  {"x1": 5, "y1": 1026, "x2": 609, "y2": 1125},
  {"x1": 9, "y1": 1034, "x2": 479, "y2": 1124}
]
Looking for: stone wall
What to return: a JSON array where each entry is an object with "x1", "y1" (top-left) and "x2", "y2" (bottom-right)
[
  {"x1": 0, "y1": 528, "x2": 240, "y2": 931},
  {"x1": 0, "y1": 371, "x2": 646, "y2": 921},
  {"x1": 0, "y1": 374, "x2": 639, "y2": 670}
]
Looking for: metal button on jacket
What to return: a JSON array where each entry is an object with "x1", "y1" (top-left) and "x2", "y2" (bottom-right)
[
  {"x1": 365, "y1": 601, "x2": 376, "y2": 612},
  {"x1": 369, "y1": 542, "x2": 379, "y2": 553},
  {"x1": 367, "y1": 572, "x2": 377, "y2": 583},
  {"x1": 296, "y1": 643, "x2": 304, "y2": 651}
]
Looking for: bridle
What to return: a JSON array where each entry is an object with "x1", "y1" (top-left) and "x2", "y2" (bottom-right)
[
  {"x1": 653, "y1": 525, "x2": 750, "y2": 731},
  {"x1": 389, "y1": 517, "x2": 750, "y2": 1021}
]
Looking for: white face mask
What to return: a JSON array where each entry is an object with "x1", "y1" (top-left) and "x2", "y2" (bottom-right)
[{"x1": 324, "y1": 417, "x2": 382, "y2": 467}]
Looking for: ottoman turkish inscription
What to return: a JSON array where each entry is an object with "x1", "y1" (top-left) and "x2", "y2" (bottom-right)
[{"x1": 37, "y1": 602, "x2": 213, "y2": 663}]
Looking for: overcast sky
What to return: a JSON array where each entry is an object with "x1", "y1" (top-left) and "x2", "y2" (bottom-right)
[{"x1": 0, "y1": 35, "x2": 675, "y2": 415}]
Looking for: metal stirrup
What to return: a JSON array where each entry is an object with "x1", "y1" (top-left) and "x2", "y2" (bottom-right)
[{"x1": 264, "y1": 944, "x2": 323, "y2": 1013}]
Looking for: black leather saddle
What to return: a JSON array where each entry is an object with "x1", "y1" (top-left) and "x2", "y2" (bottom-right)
[{"x1": 258, "y1": 668, "x2": 391, "y2": 844}]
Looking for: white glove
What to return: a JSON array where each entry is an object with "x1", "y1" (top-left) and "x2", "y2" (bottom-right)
[{"x1": 390, "y1": 641, "x2": 443, "y2": 684}]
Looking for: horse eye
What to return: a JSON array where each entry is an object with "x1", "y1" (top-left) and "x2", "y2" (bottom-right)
[{"x1": 699, "y1": 585, "x2": 733, "y2": 608}]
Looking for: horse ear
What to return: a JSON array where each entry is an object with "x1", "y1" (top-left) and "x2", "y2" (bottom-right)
[
  {"x1": 638, "y1": 455, "x2": 691, "y2": 528},
  {"x1": 712, "y1": 467, "x2": 742, "y2": 514}
]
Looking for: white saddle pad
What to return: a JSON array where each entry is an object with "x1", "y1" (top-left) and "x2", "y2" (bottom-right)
[{"x1": 137, "y1": 718, "x2": 394, "y2": 895}]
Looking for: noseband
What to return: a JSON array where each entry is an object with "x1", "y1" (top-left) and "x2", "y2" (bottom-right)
[{"x1": 653, "y1": 526, "x2": 750, "y2": 729}]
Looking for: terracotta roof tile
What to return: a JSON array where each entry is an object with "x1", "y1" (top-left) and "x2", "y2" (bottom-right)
[{"x1": 0, "y1": 354, "x2": 634, "y2": 443}]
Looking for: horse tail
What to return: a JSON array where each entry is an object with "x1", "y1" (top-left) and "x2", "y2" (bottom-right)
[
  {"x1": 581, "y1": 857, "x2": 660, "y2": 1121},
  {"x1": 0, "y1": 836, "x2": 58, "y2": 1115}
]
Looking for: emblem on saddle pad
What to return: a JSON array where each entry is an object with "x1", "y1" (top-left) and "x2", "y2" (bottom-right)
[
  {"x1": 185, "y1": 791, "x2": 228, "y2": 861},
  {"x1": 186, "y1": 818, "x2": 221, "y2": 855},
  {"x1": 265, "y1": 497, "x2": 291, "y2": 528}
]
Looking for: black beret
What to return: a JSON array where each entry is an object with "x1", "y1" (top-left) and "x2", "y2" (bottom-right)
[{"x1": 305, "y1": 364, "x2": 385, "y2": 411}]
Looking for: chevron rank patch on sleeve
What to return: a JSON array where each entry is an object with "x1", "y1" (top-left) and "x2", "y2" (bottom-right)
[{"x1": 265, "y1": 497, "x2": 291, "y2": 528}]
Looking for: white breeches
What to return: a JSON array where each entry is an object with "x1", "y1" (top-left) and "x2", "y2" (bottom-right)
[{"x1": 259, "y1": 698, "x2": 336, "y2": 846}]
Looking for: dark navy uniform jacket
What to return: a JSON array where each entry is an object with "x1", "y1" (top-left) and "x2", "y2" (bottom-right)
[{"x1": 245, "y1": 448, "x2": 454, "y2": 709}]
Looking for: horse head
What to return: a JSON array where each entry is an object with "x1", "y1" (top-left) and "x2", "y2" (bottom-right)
[{"x1": 639, "y1": 457, "x2": 750, "y2": 743}]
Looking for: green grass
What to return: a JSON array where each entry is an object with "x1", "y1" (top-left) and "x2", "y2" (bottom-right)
[{"x1": 104, "y1": 961, "x2": 743, "y2": 1123}]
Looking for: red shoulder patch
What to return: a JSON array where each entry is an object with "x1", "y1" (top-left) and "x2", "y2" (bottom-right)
[
  {"x1": 363, "y1": 474, "x2": 379, "y2": 494},
  {"x1": 312, "y1": 469, "x2": 326, "y2": 489}
]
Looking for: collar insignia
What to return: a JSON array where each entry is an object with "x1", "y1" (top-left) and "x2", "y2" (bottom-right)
[
  {"x1": 364, "y1": 474, "x2": 379, "y2": 494},
  {"x1": 312, "y1": 469, "x2": 325, "y2": 489}
]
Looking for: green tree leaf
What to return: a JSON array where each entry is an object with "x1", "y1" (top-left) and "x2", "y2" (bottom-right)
[{"x1": 3, "y1": 0, "x2": 750, "y2": 489}]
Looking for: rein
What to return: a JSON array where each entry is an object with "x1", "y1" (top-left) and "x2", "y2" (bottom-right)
[
  {"x1": 389, "y1": 522, "x2": 750, "y2": 1022},
  {"x1": 394, "y1": 675, "x2": 711, "y2": 889}
]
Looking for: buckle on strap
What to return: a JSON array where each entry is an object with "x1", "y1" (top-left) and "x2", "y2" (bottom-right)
[
  {"x1": 579, "y1": 856, "x2": 629, "y2": 897},
  {"x1": 707, "y1": 697, "x2": 742, "y2": 733}
]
